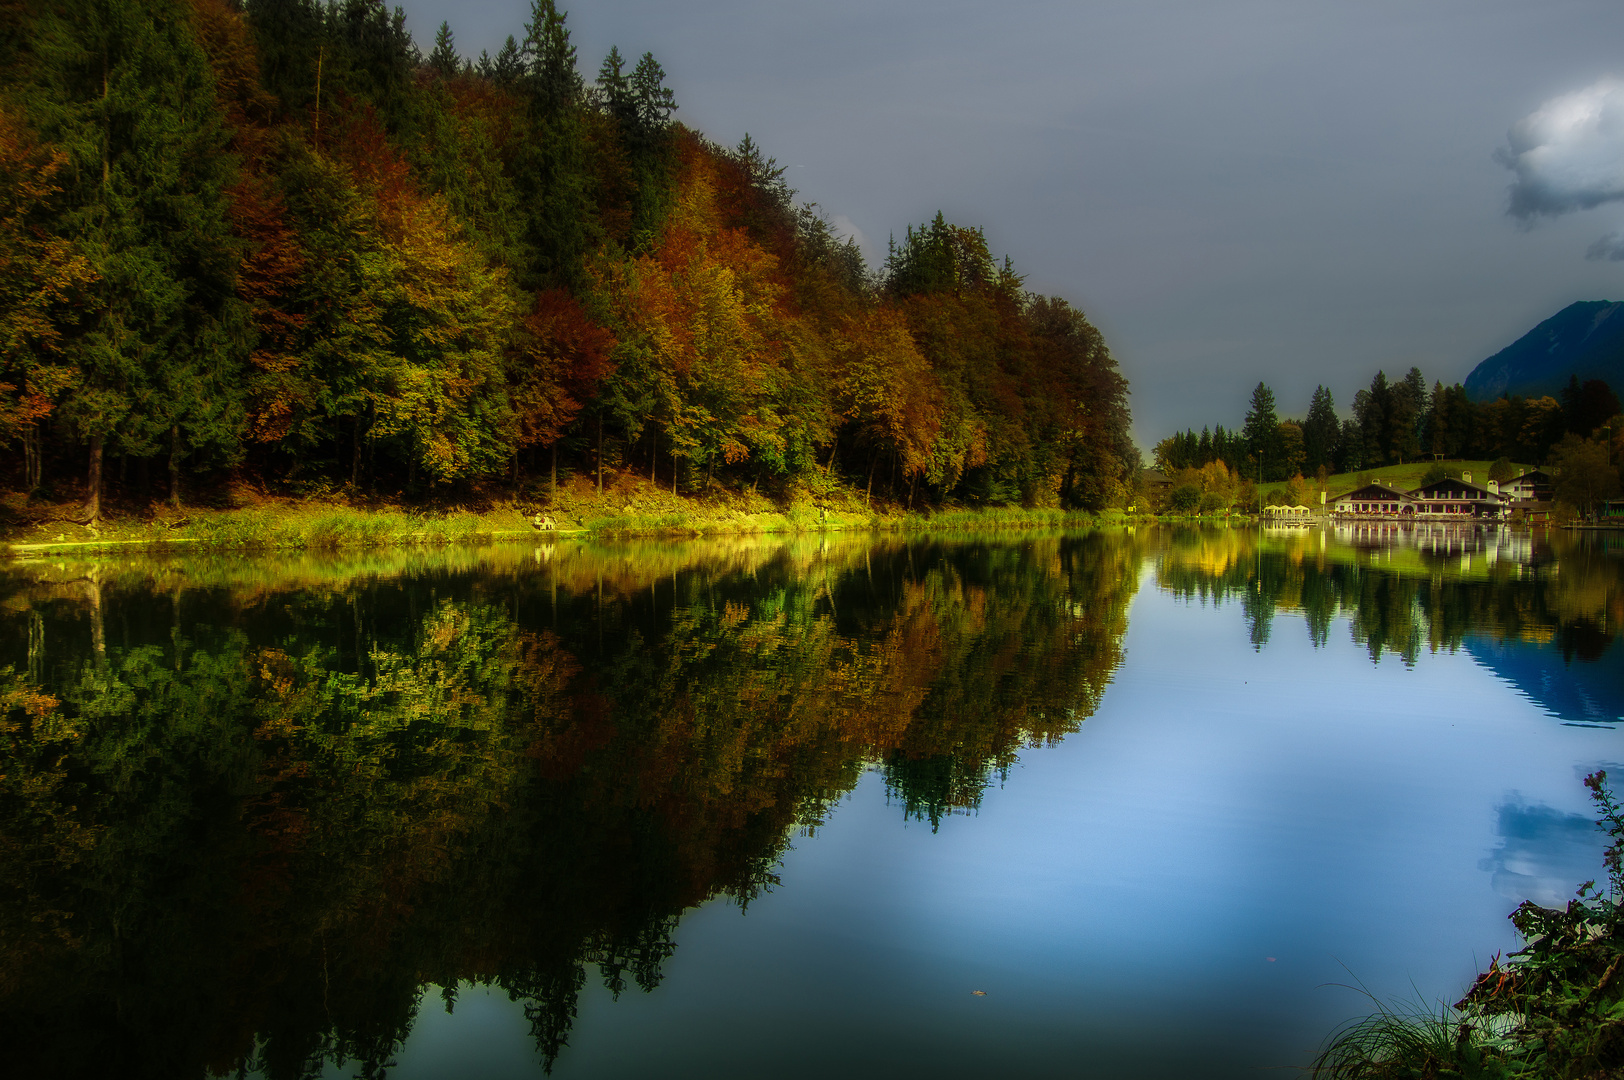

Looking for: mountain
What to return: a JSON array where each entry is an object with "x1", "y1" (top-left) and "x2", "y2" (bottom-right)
[{"x1": 1464, "y1": 300, "x2": 1624, "y2": 401}]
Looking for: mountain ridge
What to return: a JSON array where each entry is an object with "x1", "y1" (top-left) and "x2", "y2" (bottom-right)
[{"x1": 1464, "y1": 300, "x2": 1624, "y2": 401}]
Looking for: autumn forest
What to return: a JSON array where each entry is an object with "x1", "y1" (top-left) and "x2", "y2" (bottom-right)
[{"x1": 0, "y1": 0, "x2": 1137, "y2": 519}]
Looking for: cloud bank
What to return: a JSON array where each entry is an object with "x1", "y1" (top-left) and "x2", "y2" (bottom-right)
[
  {"x1": 1586, "y1": 228, "x2": 1624, "y2": 261},
  {"x1": 1498, "y1": 77, "x2": 1624, "y2": 220}
]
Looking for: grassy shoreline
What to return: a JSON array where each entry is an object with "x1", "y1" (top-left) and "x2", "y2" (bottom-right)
[{"x1": 0, "y1": 482, "x2": 1128, "y2": 558}]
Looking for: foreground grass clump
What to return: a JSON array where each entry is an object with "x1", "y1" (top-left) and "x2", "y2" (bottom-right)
[{"x1": 1311, "y1": 772, "x2": 1624, "y2": 1079}]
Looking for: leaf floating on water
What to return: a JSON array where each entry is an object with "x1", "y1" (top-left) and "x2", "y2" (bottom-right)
[{"x1": 971, "y1": 990, "x2": 987, "y2": 996}]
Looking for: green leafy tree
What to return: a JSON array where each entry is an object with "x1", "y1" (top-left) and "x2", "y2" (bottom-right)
[
  {"x1": 1550, "y1": 434, "x2": 1621, "y2": 517},
  {"x1": 1277, "y1": 419, "x2": 1305, "y2": 479}
]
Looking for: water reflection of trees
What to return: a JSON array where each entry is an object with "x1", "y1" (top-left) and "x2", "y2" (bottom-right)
[
  {"x1": 1154, "y1": 526, "x2": 1622, "y2": 665},
  {"x1": 0, "y1": 531, "x2": 1143, "y2": 1079}
]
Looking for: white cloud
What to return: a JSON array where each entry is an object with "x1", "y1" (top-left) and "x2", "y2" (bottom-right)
[
  {"x1": 1498, "y1": 77, "x2": 1624, "y2": 220},
  {"x1": 829, "y1": 214, "x2": 873, "y2": 259}
]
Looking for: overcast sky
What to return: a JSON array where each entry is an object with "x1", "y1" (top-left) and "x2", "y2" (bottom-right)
[{"x1": 390, "y1": 0, "x2": 1624, "y2": 447}]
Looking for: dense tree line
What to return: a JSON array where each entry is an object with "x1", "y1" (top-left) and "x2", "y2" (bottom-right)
[
  {"x1": 1156, "y1": 368, "x2": 1622, "y2": 483},
  {"x1": 0, "y1": 0, "x2": 1137, "y2": 517}
]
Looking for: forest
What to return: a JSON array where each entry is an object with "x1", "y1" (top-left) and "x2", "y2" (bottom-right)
[
  {"x1": 0, "y1": 0, "x2": 1138, "y2": 520},
  {"x1": 1155, "y1": 370, "x2": 1623, "y2": 484}
]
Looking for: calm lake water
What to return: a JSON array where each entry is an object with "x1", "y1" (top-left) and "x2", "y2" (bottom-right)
[{"x1": 3, "y1": 524, "x2": 1622, "y2": 1079}]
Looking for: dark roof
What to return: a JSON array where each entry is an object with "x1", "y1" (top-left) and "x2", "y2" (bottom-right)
[
  {"x1": 1409, "y1": 477, "x2": 1503, "y2": 499},
  {"x1": 1332, "y1": 483, "x2": 1415, "y2": 503},
  {"x1": 1510, "y1": 469, "x2": 1553, "y2": 484}
]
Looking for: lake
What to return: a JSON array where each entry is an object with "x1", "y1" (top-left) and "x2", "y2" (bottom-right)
[{"x1": 2, "y1": 524, "x2": 1621, "y2": 1079}]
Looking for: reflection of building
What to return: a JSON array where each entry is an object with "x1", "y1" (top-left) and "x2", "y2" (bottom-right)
[{"x1": 1326, "y1": 520, "x2": 1543, "y2": 569}]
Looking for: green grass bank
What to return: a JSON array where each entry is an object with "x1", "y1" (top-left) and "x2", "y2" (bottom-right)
[{"x1": 1, "y1": 471, "x2": 1124, "y2": 558}]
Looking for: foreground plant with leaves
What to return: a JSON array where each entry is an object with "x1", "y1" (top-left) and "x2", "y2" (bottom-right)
[{"x1": 1311, "y1": 771, "x2": 1624, "y2": 1079}]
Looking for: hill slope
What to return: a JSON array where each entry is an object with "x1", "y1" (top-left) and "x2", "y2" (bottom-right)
[{"x1": 1464, "y1": 300, "x2": 1624, "y2": 401}]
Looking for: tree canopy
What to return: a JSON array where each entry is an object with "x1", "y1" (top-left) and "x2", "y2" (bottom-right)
[{"x1": 0, "y1": 0, "x2": 1135, "y2": 515}]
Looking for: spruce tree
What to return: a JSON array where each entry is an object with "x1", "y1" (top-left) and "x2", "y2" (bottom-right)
[
  {"x1": 1242, "y1": 381, "x2": 1282, "y2": 480},
  {"x1": 512, "y1": 0, "x2": 593, "y2": 288},
  {"x1": 1303, "y1": 385, "x2": 1338, "y2": 474},
  {"x1": 427, "y1": 21, "x2": 459, "y2": 79},
  {"x1": 23, "y1": 0, "x2": 246, "y2": 516}
]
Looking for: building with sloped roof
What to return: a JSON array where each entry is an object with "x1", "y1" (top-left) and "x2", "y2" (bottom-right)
[
  {"x1": 1502, "y1": 469, "x2": 1554, "y2": 504},
  {"x1": 1408, "y1": 476, "x2": 1507, "y2": 520},
  {"x1": 1330, "y1": 483, "x2": 1417, "y2": 517}
]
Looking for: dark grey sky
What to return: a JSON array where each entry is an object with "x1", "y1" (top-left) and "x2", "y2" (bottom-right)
[{"x1": 391, "y1": 0, "x2": 1624, "y2": 447}]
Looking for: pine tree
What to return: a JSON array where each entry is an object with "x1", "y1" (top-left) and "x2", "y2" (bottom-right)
[
  {"x1": 427, "y1": 21, "x2": 459, "y2": 78},
  {"x1": 1302, "y1": 385, "x2": 1338, "y2": 474},
  {"x1": 511, "y1": 0, "x2": 593, "y2": 288},
  {"x1": 23, "y1": 0, "x2": 247, "y2": 517},
  {"x1": 1242, "y1": 381, "x2": 1282, "y2": 480}
]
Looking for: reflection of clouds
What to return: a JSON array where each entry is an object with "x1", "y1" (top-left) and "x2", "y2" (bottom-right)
[{"x1": 1480, "y1": 798, "x2": 1606, "y2": 908}]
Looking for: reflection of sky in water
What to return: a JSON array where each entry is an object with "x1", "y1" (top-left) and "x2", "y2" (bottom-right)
[
  {"x1": 1481, "y1": 799, "x2": 1611, "y2": 908},
  {"x1": 363, "y1": 576, "x2": 1624, "y2": 1080}
]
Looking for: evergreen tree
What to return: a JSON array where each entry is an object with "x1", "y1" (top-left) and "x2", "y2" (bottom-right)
[
  {"x1": 1241, "y1": 381, "x2": 1282, "y2": 480},
  {"x1": 427, "y1": 20, "x2": 459, "y2": 78},
  {"x1": 511, "y1": 0, "x2": 593, "y2": 288},
  {"x1": 243, "y1": 0, "x2": 323, "y2": 119},
  {"x1": 1337, "y1": 417, "x2": 1363, "y2": 472},
  {"x1": 22, "y1": 0, "x2": 247, "y2": 517},
  {"x1": 628, "y1": 52, "x2": 677, "y2": 150},
  {"x1": 1394, "y1": 366, "x2": 1426, "y2": 462},
  {"x1": 1302, "y1": 385, "x2": 1338, "y2": 475},
  {"x1": 596, "y1": 45, "x2": 633, "y2": 128}
]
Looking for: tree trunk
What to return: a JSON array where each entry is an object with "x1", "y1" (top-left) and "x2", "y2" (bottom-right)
[
  {"x1": 23, "y1": 426, "x2": 41, "y2": 494},
  {"x1": 168, "y1": 425, "x2": 182, "y2": 509},
  {"x1": 596, "y1": 417, "x2": 603, "y2": 494},
  {"x1": 551, "y1": 443, "x2": 557, "y2": 496},
  {"x1": 866, "y1": 454, "x2": 877, "y2": 508},
  {"x1": 26, "y1": 609, "x2": 44, "y2": 685},
  {"x1": 313, "y1": 46, "x2": 323, "y2": 154},
  {"x1": 351, "y1": 416, "x2": 361, "y2": 488},
  {"x1": 651, "y1": 429, "x2": 657, "y2": 483},
  {"x1": 85, "y1": 434, "x2": 103, "y2": 521},
  {"x1": 824, "y1": 433, "x2": 838, "y2": 474},
  {"x1": 84, "y1": 570, "x2": 105, "y2": 665}
]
